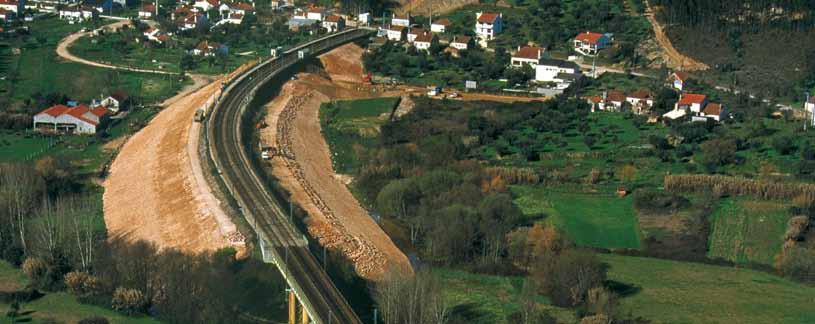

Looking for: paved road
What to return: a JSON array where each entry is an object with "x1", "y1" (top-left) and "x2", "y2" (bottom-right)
[
  {"x1": 207, "y1": 29, "x2": 373, "y2": 324},
  {"x1": 56, "y1": 20, "x2": 178, "y2": 75}
]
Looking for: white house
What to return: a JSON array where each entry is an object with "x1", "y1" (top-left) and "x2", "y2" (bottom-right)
[
  {"x1": 191, "y1": 40, "x2": 224, "y2": 56},
  {"x1": 59, "y1": 6, "x2": 97, "y2": 22},
  {"x1": 306, "y1": 7, "x2": 325, "y2": 20},
  {"x1": 449, "y1": 36, "x2": 472, "y2": 50},
  {"x1": 322, "y1": 14, "x2": 344, "y2": 32},
  {"x1": 475, "y1": 12, "x2": 502, "y2": 41},
  {"x1": 138, "y1": 3, "x2": 155, "y2": 19},
  {"x1": 92, "y1": 91, "x2": 129, "y2": 113},
  {"x1": 626, "y1": 90, "x2": 654, "y2": 108},
  {"x1": 143, "y1": 26, "x2": 162, "y2": 41},
  {"x1": 33, "y1": 104, "x2": 109, "y2": 134},
  {"x1": 193, "y1": 0, "x2": 219, "y2": 12},
  {"x1": 535, "y1": 58, "x2": 580, "y2": 83},
  {"x1": 807, "y1": 96, "x2": 815, "y2": 114},
  {"x1": 407, "y1": 28, "x2": 425, "y2": 43},
  {"x1": 675, "y1": 93, "x2": 707, "y2": 113},
  {"x1": 217, "y1": 12, "x2": 243, "y2": 25},
  {"x1": 385, "y1": 25, "x2": 406, "y2": 41},
  {"x1": 413, "y1": 32, "x2": 436, "y2": 52},
  {"x1": 510, "y1": 46, "x2": 544, "y2": 68},
  {"x1": 0, "y1": 8, "x2": 13, "y2": 21},
  {"x1": 358, "y1": 12, "x2": 371, "y2": 25},
  {"x1": 178, "y1": 13, "x2": 207, "y2": 30},
  {"x1": 573, "y1": 31, "x2": 611, "y2": 56},
  {"x1": 694, "y1": 103, "x2": 726, "y2": 122},
  {"x1": 670, "y1": 71, "x2": 689, "y2": 91},
  {"x1": 431, "y1": 18, "x2": 451, "y2": 33},
  {"x1": 224, "y1": 2, "x2": 253, "y2": 16},
  {"x1": 391, "y1": 13, "x2": 410, "y2": 27}
]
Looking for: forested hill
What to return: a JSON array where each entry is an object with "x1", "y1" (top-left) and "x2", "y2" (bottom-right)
[
  {"x1": 653, "y1": 0, "x2": 815, "y2": 100},
  {"x1": 653, "y1": 0, "x2": 815, "y2": 29}
]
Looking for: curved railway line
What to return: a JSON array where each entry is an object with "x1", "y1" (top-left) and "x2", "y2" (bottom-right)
[{"x1": 206, "y1": 28, "x2": 374, "y2": 324}]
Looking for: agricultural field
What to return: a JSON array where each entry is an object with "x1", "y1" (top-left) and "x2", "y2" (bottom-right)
[
  {"x1": 0, "y1": 131, "x2": 55, "y2": 162},
  {"x1": 511, "y1": 185, "x2": 642, "y2": 249},
  {"x1": 707, "y1": 198, "x2": 791, "y2": 266},
  {"x1": 436, "y1": 268, "x2": 576, "y2": 324},
  {"x1": 320, "y1": 97, "x2": 400, "y2": 174},
  {"x1": 603, "y1": 254, "x2": 815, "y2": 324},
  {"x1": 1, "y1": 261, "x2": 159, "y2": 324}
]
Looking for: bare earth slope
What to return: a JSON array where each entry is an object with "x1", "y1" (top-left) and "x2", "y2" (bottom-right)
[
  {"x1": 261, "y1": 44, "x2": 413, "y2": 281},
  {"x1": 103, "y1": 74, "x2": 246, "y2": 254},
  {"x1": 644, "y1": 0, "x2": 709, "y2": 71}
]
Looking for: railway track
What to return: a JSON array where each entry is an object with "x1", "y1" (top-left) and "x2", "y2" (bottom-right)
[{"x1": 206, "y1": 28, "x2": 373, "y2": 324}]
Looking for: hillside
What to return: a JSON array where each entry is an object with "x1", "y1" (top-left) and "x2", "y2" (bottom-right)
[{"x1": 394, "y1": 0, "x2": 480, "y2": 15}]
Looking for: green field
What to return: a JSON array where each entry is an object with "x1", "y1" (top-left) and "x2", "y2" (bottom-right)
[
  {"x1": 320, "y1": 97, "x2": 400, "y2": 174},
  {"x1": 511, "y1": 185, "x2": 642, "y2": 249},
  {"x1": 1, "y1": 261, "x2": 159, "y2": 324},
  {"x1": 436, "y1": 268, "x2": 575, "y2": 324},
  {"x1": 707, "y1": 198, "x2": 791, "y2": 265},
  {"x1": 602, "y1": 254, "x2": 815, "y2": 324}
]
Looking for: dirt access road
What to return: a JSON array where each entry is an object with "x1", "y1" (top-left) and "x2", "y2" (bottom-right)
[
  {"x1": 57, "y1": 20, "x2": 248, "y2": 254},
  {"x1": 643, "y1": 0, "x2": 709, "y2": 71},
  {"x1": 262, "y1": 44, "x2": 413, "y2": 281}
]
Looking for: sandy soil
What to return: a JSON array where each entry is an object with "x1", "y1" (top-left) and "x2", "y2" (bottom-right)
[
  {"x1": 103, "y1": 66, "x2": 251, "y2": 254},
  {"x1": 644, "y1": 0, "x2": 709, "y2": 71}
]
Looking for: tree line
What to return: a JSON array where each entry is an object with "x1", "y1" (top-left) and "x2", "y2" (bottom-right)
[
  {"x1": 652, "y1": 0, "x2": 815, "y2": 30},
  {"x1": 0, "y1": 162, "x2": 287, "y2": 323}
]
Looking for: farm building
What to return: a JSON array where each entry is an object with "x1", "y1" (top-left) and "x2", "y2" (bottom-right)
[{"x1": 33, "y1": 104, "x2": 109, "y2": 134}]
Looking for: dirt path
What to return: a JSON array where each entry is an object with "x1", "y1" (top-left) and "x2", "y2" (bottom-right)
[
  {"x1": 644, "y1": 0, "x2": 709, "y2": 71},
  {"x1": 56, "y1": 20, "x2": 178, "y2": 75},
  {"x1": 261, "y1": 44, "x2": 413, "y2": 281},
  {"x1": 103, "y1": 65, "x2": 253, "y2": 255}
]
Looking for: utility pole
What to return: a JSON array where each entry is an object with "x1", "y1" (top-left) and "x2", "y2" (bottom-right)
[{"x1": 806, "y1": 91, "x2": 811, "y2": 131}]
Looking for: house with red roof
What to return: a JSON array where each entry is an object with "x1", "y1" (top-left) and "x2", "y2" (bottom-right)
[
  {"x1": 385, "y1": 25, "x2": 406, "y2": 42},
  {"x1": 663, "y1": 93, "x2": 726, "y2": 122},
  {"x1": 0, "y1": 0, "x2": 20, "y2": 13},
  {"x1": 573, "y1": 31, "x2": 611, "y2": 56},
  {"x1": 139, "y1": 3, "x2": 156, "y2": 19},
  {"x1": 806, "y1": 96, "x2": 815, "y2": 114},
  {"x1": 413, "y1": 32, "x2": 437, "y2": 52},
  {"x1": 391, "y1": 13, "x2": 410, "y2": 27},
  {"x1": 407, "y1": 28, "x2": 426, "y2": 43},
  {"x1": 0, "y1": 8, "x2": 14, "y2": 21},
  {"x1": 431, "y1": 18, "x2": 451, "y2": 33},
  {"x1": 449, "y1": 36, "x2": 473, "y2": 51},
  {"x1": 695, "y1": 102, "x2": 726, "y2": 122},
  {"x1": 322, "y1": 14, "x2": 344, "y2": 32},
  {"x1": 670, "y1": 71, "x2": 689, "y2": 91},
  {"x1": 675, "y1": 93, "x2": 707, "y2": 113},
  {"x1": 511, "y1": 46, "x2": 545, "y2": 68},
  {"x1": 33, "y1": 104, "x2": 110, "y2": 134},
  {"x1": 475, "y1": 12, "x2": 502, "y2": 42}
]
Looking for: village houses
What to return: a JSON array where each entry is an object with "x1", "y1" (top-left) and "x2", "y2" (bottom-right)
[
  {"x1": 138, "y1": 3, "x2": 155, "y2": 19},
  {"x1": 391, "y1": 13, "x2": 410, "y2": 27},
  {"x1": 534, "y1": 58, "x2": 581, "y2": 83},
  {"x1": 662, "y1": 93, "x2": 726, "y2": 122},
  {"x1": 385, "y1": 25, "x2": 406, "y2": 41},
  {"x1": 0, "y1": 0, "x2": 21, "y2": 13},
  {"x1": 510, "y1": 46, "x2": 545, "y2": 68},
  {"x1": 474, "y1": 12, "x2": 502, "y2": 42},
  {"x1": 807, "y1": 96, "x2": 815, "y2": 114},
  {"x1": 407, "y1": 28, "x2": 425, "y2": 43},
  {"x1": 413, "y1": 32, "x2": 436, "y2": 52},
  {"x1": 91, "y1": 91, "x2": 130, "y2": 113},
  {"x1": 431, "y1": 18, "x2": 451, "y2": 33},
  {"x1": 33, "y1": 104, "x2": 109, "y2": 135},
  {"x1": 322, "y1": 14, "x2": 344, "y2": 32},
  {"x1": 573, "y1": 31, "x2": 611, "y2": 56},
  {"x1": 0, "y1": 8, "x2": 14, "y2": 21},
  {"x1": 449, "y1": 36, "x2": 472, "y2": 50},
  {"x1": 59, "y1": 6, "x2": 98, "y2": 23},
  {"x1": 670, "y1": 71, "x2": 689, "y2": 91}
]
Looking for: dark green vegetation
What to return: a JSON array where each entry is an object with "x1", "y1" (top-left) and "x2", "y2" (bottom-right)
[
  {"x1": 653, "y1": 0, "x2": 815, "y2": 102},
  {"x1": 320, "y1": 97, "x2": 400, "y2": 174},
  {"x1": 0, "y1": 163, "x2": 288, "y2": 323},
  {"x1": 323, "y1": 89, "x2": 815, "y2": 322}
]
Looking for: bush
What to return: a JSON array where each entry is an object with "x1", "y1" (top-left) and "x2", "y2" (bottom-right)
[
  {"x1": 771, "y1": 136, "x2": 797, "y2": 155},
  {"x1": 533, "y1": 249, "x2": 608, "y2": 307},
  {"x1": 111, "y1": 287, "x2": 148, "y2": 315},
  {"x1": 79, "y1": 316, "x2": 110, "y2": 324},
  {"x1": 64, "y1": 271, "x2": 102, "y2": 298},
  {"x1": 633, "y1": 190, "x2": 690, "y2": 213},
  {"x1": 21, "y1": 257, "x2": 48, "y2": 286}
]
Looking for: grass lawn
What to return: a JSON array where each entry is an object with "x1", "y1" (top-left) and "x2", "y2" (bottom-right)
[
  {"x1": 511, "y1": 185, "x2": 642, "y2": 249},
  {"x1": 602, "y1": 254, "x2": 815, "y2": 324},
  {"x1": 707, "y1": 197, "x2": 791, "y2": 266},
  {"x1": 320, "y1": 97, "x2": 400, "y2": 174},
  {"x1": 0, "y1": 131, "x2": 55, "y2": 161},
  {"x1": 1, "y1": 261, "x2": 159, "y2": 324},
  {"x1": 435, "y1": 268, "x2": 575, "y2": 324}
]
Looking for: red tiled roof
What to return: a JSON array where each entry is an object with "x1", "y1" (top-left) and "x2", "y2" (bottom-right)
[
  {"x1": 408, "y1": 28, "x2": 425, "y2": 35},
  {"x1": 0, "y1": 0, "x2": 18, "y2": 6},
  {"x1": 231, "y1": 2, "x2": 253, "y2": 11},
  {"x1": 678, "y1": 93, "x2": 707, "y2": 106},
  {"x1": 65, "y1": 105, "x2": 99, "y2": 126},
  {"x1": 452, "y1": 35, "x2": 471, "y2": 44},
  {"x1": 628, "y1": 90, "x2": 652, "y2": 100},
  {"x1": 91, "y1": 106, "x2": 109, "y2": 117},
  {"x1": 477, "y1": 12, "x2": 500, "y2": 24},
  {"x1": 414, "y1": 32, "x2": 435, "y2": 43},
  {"x1": 393, "y1": 14, "x2": 409, "y2": 20},
  {"x1": 575, "y1": 31, "x2": 604, "y2": 44},
  {"x1": 388, "y1": 25, "x2": 406, "y2": 32},
  {"x1": 141, "y1": 4, "x2": 155, "y2": 12},
  {"x1": 588, "y1": 96, "x2": 603, "y2": 104},
  {"x1": 513, "y1": 46, "x2": 544, "y2": 60},
  {"x1": 702, "y1": 103, "x2": 721, "y2": 115},
  {"x1": 673, "y1": 71, "x2": 689, "y2": 81},
  {"x1": 808, "y1": 96, "x2": 815, "y2": 104},
  {"x1": 144, "y1": 27, "x2": 157, "y2": 34},
  {"x1": 157, "y1": 34, "x2": 170, "y2": 42},
  {"x1": 308, "y1": 7, "x2": 325, "y2": 13},
  {"x1": 206, "y1": 0, "x2": 219, "y2": 6},
  {"x1": 433, "y1": 18, "x2": 451, "y2": 26},
  {"x1": 40, "y1": 105, "x2": 71, "y2": 117},
  {"x1": 607, "y1": 90, "x2": 626, "y2": 102},
  {"x1": 324, "y1": 14, "x2": 342, "y2": 22},
  {"x1": 111, "y1": 90, "x2": 129, "y2": 101}
]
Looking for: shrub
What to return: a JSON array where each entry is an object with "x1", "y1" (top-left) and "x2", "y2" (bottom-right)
[
  {"x1": 111, "y1": 287, "x2": 148, "y2": 315},
  {"x1": 633, "y1": 190, "x2": 690, "y2": 213},
  {"x1": 771, "y1": 136, "x2": 797, "y2": 155},
  {"x1": 79, "y1": 317, "x2": 110, "y2": 324},
  {"x1": 21, "y1": 257, "x2": 48, "y2": 286},
  {"x1": 64, "y1": 271, "x2": 103, "y2": 297},
  {"x1": 783, "y1": 216, "x2": 809, "y2": 242}
]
